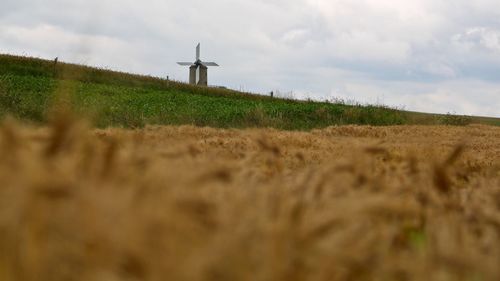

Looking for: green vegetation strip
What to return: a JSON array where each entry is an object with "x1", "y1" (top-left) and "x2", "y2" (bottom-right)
[{"x1": 0, "y1": 54, "x2": 498, "y2": 129}]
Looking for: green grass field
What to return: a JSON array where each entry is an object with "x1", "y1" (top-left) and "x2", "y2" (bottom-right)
[{"x1": 0, "y1": 54, "x2": 498, "y2": 129}]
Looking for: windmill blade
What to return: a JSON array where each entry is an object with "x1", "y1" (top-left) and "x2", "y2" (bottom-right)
[
  {"x1": 201, "y1": 62, "x2": 219, "y2": 67},
  {"x1": 177, "y1": 62, "x2": 194, "y2": 66},
  {"x1": 196, "y1": 43, "x2": 201, "y2": 61}
]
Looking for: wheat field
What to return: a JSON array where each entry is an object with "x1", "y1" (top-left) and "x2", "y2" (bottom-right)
[{"x1": 0, "y1": 114, "x2": 499, "y2": 281}]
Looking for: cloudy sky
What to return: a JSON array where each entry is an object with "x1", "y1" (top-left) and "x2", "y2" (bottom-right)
[{"x1": 1, "y1": 0, "x2": 500, "y2": 117}]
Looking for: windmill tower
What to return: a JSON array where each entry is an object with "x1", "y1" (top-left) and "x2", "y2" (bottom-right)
[{"x1": 177, "y1": 43, "x2": 219, "y2": 86}]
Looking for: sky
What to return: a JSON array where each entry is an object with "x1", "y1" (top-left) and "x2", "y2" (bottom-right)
[{"x1": 1, "y1": 0, "x2": 500, "y2": 117}]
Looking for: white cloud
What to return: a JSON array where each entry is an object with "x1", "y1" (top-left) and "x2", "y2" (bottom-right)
[
  {"x1": 452, "y1": 27, "x2": 500, "y2": 53},
  {"x1": 424, "y1": 62, "x2": 457, "y2": 78},
  {"x1": 330, "y1": 31, "x2": 411, "y2": 63},
  {"x1": 0, "y1": 24, "x2": 146, "y2": 72}
]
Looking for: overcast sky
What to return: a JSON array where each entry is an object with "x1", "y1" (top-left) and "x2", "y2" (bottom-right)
[{"x1": 1, "y1": 0, "x2": 500, "y2": 117}]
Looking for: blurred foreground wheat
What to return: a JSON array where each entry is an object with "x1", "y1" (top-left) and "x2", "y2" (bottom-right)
[{"x1": 0, "y1": 114, "x2": 499, "y2": 281}]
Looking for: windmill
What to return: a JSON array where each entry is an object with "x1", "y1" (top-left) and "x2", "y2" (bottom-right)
[{"x1": 177, "y1": 43, "x2": 219, "y2": 86}]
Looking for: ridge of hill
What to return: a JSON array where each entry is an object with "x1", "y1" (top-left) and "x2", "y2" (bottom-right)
[{"x1": 0, "y1": 54, "x2": 498, "y2": 129}]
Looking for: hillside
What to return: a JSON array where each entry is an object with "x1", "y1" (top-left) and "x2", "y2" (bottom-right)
[{"x1": 0, "y1": 54, "x2": 498, "y2": 129}]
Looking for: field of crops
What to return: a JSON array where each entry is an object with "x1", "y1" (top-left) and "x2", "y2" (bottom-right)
[
  {"x1": 0, "y1": 111, "x2": 499, "y2": 281},
  {"x1": 2, "y1": 54, "x2": 499, "y2": 129},
  {"x1": 0, "y1": 54, "x2": 413, "y2": 129}
]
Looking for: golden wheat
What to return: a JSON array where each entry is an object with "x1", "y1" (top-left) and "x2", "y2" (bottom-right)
[{"x1": 0, "y1": 116, "x2": 499, "y2": 281}]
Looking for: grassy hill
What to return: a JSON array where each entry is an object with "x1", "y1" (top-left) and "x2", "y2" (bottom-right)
[{"x1": 0, "y1": 54, "x2": 498, "y2": 129}]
